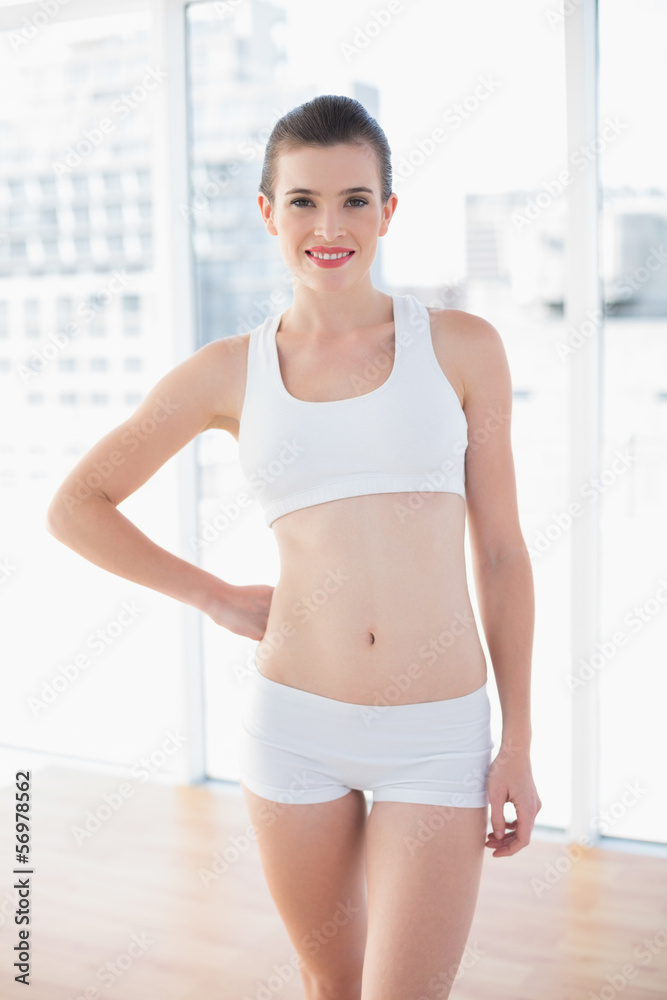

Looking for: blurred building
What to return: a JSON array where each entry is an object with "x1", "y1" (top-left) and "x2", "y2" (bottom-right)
[
  {"x1": 0, "y1": 19, "x2": 157, "y2": 486},
  {"x1": 603, "y1": 190, "x2": 667, "y2": 316},
  {"x1": 465, "y1": 188, "x2": 667, "y2": 318}
]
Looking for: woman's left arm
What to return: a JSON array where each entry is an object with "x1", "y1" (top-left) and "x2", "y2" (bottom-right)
[{"x1": 437, "y1": 309, "x2": 542, "y2": 858}]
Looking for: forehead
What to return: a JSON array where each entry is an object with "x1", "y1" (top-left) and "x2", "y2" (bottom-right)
[{"x1": 276, "y1": 143, "x2": 379, "y2": 190}]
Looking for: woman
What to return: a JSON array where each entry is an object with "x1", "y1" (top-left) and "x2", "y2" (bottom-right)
[{"x1": 47, "y1": 95, "x2": 541, "y2": 1000}]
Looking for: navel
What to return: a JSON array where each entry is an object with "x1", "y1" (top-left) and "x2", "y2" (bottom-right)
[{"x1": 369, "y1": 631, "x2": 375, "y2": 645}]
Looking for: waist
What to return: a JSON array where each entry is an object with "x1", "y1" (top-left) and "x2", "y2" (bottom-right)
[{"x1": 256, "y1": 493, "x2": 486, "y2": 702}]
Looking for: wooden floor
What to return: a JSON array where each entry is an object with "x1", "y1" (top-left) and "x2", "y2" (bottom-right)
[{"x1": 0, "y1": 766, "x2": 666, "y2": 999}]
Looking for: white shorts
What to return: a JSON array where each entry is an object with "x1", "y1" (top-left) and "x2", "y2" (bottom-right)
[{"x1": 238, "y1": 667, "x2": 494, "y2": 808}]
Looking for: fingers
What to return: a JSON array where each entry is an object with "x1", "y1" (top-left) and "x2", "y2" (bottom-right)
[
  {"x1": 484, "y1": 817, "x2": 517, "y2": 852},
  {"x1": 489, "y1": 800, "x2": 507, "y2": 841},
  {"x1": 488, "y1": 821, "x2": 525, "y2": 856},
  {"x1": 485, "y1": 804, "x2": 537, "y2": 857}
]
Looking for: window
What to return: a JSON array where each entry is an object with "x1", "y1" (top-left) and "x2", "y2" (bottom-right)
[
  {"x1": 56, "y1": 297, "x2": 74, "y2": 316},
  {"x1": 24, "y1": 301, "x2": 39, "y2": 337},
  {"x1": 71, "y1": 174, "x2": 89, "y2": 196},
  {"x1": 0, "y1": 4, "x2": 183, "y2": 785},
  {"x1": 8, "y1": 209, "x2": 25, "y2": 229},
  {"x1": 39, "y1": 177, "x2": 56, "y2": 198},
  {"x1": 597, "y1": 0, "x2": 667, "y2": 845},
  {"x1": 103, "y1": 171, "x2": 122, "y2": 192},
  {"x1": 2, "y1": 0, "x2": 658, "y2": 857},
  {"x1": 90, "y1": 357, "x2": 108, "y2": 372}
]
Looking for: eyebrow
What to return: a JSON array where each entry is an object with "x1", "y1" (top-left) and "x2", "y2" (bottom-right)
[{"x1": 283, "y1": 186, "x2": 375, "y2": 197}]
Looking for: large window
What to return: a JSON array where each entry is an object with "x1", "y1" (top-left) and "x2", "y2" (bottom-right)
[
  {"x1": 0, "y1": 0, "x2": 662, "y2": 850},
  {"x1": 597, "y1": 0, "x2": 667, "y2": 845},
  {"x1": 0, "y1": 6, "x2": 188, "y2": 779}
]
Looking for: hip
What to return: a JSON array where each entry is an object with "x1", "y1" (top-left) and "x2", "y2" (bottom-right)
[{"x1": 238, "y1": 666, "x2": 495, "y2": 807}]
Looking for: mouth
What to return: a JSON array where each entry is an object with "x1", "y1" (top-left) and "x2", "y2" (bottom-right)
[{"x1": 305, "y1": 249, "x2": 356, "y2": 269}]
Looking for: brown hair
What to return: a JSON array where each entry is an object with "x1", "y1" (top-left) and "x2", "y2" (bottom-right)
[{"x1": 259, "y1": 94, "x2": 393, "y2": 206}]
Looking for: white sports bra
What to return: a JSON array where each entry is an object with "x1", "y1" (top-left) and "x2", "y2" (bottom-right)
[{"x1": 237, "y1": 293, "x2": 468, "y2": 527}]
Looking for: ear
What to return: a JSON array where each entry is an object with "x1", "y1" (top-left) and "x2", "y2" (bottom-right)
[
  {"x1": 258, "y1": 193, "x2": 278, "y2": 236},
  {"x1": 378, "y1": 192, "x2": 399, "y2": 237}
]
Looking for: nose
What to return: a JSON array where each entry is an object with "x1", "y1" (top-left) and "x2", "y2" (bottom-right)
[{"x1": 313, "y1": 206, "x2": 346, "y2": 243}]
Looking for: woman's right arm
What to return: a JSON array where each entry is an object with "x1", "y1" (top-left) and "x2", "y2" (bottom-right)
[{"x1": 45, "y1": 335, "x2": 273, "y2": 641}]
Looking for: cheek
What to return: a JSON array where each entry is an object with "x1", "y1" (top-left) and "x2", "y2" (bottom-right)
[
  {"x1": 356, "y1": 219, "x2": 380, "y2": 245},
  {"x1": 280, "y1": 218, "x2": 308, "y2": 246}
]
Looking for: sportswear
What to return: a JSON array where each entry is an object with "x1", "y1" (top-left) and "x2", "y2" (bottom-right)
[
  {"x1": 237, "y1": 293, "x2": 467, "y2": 528},
  {"x1": 238, "y1": 663, "x2": 493, "y2": 807}
]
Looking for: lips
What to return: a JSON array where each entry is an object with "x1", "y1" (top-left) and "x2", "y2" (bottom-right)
[
  {"x1": 307, "y1": 246, "x2": 355, "y2": 254},
  {"x1": 305, "y1": 249, "x2": 356, "y2": 269}
]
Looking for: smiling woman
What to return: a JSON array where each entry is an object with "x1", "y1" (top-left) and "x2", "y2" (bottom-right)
[
  {"x1": 235, "y1": 96, "x2": 541, "y2": 998},
  {"x1": 45, "y1": 92, "x2": 541, "y2": 1000}
]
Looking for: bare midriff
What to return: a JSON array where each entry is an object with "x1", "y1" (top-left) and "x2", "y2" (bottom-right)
[{"x1": 254, "y1": 490, "x2": 488, "y2": 705}]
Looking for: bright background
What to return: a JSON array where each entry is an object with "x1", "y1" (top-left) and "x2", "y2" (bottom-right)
[{"x1": 0, "y1": 0, "x2": 665, "y2": 849}]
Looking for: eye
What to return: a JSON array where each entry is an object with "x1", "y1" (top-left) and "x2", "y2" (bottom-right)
[{"x1": 289, "y1": 197, "x2": 368, "y2": 207}]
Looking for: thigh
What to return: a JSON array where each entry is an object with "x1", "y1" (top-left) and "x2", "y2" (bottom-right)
[
  {"x1": 361, "y1": 800, "x2": 487, "y2": 1000},
  {"x1": 240, "y1": 782, "x2": 370, "y2": 993}
]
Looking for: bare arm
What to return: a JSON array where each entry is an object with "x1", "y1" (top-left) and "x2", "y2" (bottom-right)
[
  {"x1": 46, "y1": 336, "x2": 272, "y2": 641},
  {"x1": 454, "y1": 311, "x2": 535, "y2": 747},
  {"x1": 440, "y1": 309, "x2": 541, "y2": 856}
]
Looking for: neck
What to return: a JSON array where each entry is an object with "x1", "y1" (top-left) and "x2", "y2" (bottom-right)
[{"x1": 282, "y1": 279, "x2": 394, "y2": 337}]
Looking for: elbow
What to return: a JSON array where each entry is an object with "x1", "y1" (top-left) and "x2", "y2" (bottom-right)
[
  {"x1": 45, "y1": 493, "x2": 68, "y2": 540},
  {"x1": 480, "y1": 542, "x2": 531, "y2": 573},
  {"x1": 45, "y1": 488, "x2": 82, "y2": 541},
  {"x1": 46, "y1": 487, "x2": 114, "y2": 542}
]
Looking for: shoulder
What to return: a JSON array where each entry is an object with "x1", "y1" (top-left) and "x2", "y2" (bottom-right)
[
  {"x1": 175, "y1": 332, "x2": 250, "y2": 430},
  {"x1": 426, "y1": 306, "x2": 501, "y2": 344},
  {"x1": 425, "y1": 307, "x2": 508, "y2": 407},
  {"x1": 427, "y1": 307, "x2": 506, "y2": 367},
  {"x1": 196, "y1": 331, "x2": 250, "y2": 364},
  {"x1": 190, "y1": 331, "x2": 250, "y2": 385}
]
